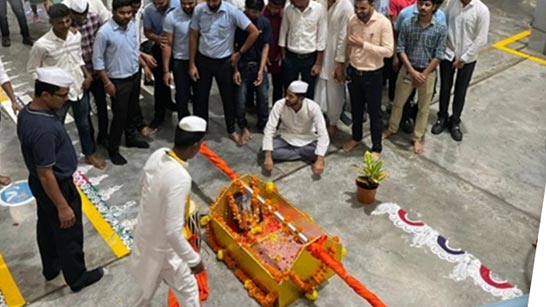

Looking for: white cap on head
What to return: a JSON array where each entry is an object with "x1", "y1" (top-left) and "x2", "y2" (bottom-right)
[
  {"x1": 178, "y1": 116, "x2": 207, "y2": 132},
  {"x1": 287, "y1": 80, "x2": 308, "y2": 94},
  {"x1": 69, "y1": 0, "x2": 89, "y2": 13},
  {"x1": 36, "y1": 67, "x2": 74, "y2": 88}
]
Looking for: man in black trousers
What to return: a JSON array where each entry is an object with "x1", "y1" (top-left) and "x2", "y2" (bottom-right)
[
  {"x1": 17, "y1": 67, "x2": 103, "y2": 292},
  {"x1": 189, "y1": 0, "x2": 258, "y2": 144}
]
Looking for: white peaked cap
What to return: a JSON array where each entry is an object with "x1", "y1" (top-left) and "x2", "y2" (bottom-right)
[
  {"x1": 287, "y1": 80, "x2": 308, "y2": 94},
  {"x1": 69, "y1": 0, "x2": 89, "y2": 13},
  {"x1": 178, "y1": 116, "x2": 207, "y2": 132},
  {"x1": 36, "y1": 67, "x2": 74, "y2": 88}
]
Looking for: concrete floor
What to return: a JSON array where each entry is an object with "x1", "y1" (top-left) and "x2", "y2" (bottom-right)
[{"x1": 0, "y1": 0, "x2": 545, "y2": 306}]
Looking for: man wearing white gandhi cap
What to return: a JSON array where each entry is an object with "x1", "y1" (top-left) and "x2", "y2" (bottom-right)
[
  {"x1": 17, "y1": 66, "x2": 104, "y2": 292},
  {"x1": 130, "y1": 116, "x2": 206, "y2": 307},
  {"x1": 262, "y1": 80, "x2": 330, "y2": 176}
]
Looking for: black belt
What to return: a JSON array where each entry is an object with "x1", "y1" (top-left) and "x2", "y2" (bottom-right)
[
  {"x1": 287, "y1": 50, "x2": 316, "y2": 59},
  {"x1": 350, "y1": 66, "x2": 383, "y2": 76},
  {"x1": 241, "y1": 61, "x2": 259, "y2": 66},
  {"x1": 110, "y1": 72, "x2": 139, "y2": 82}
]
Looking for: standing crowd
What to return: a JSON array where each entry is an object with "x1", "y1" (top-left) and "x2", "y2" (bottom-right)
[{"x1": 0, "y1": 0, "x2": 490, "y2": 305}]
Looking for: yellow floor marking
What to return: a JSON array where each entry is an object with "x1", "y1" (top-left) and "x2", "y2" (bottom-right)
[
  {"x1": 78, "y1": 187, "x2": 131, "y2": 258},
  {"x1": 493, "y1": 30, "x2": 546, "y2": 66},
  {"x1": 0, "y1": 253, "x2": 25, "y2": 307}
]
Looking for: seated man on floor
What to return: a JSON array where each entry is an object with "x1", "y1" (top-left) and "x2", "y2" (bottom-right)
[{"x1": 262, "y1": 80, "x2": 329, "y2": 176}]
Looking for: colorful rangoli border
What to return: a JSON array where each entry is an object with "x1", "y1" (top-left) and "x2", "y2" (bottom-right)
[{"x1": 372, "y1": 202, "x2": 524, "y2": 300}]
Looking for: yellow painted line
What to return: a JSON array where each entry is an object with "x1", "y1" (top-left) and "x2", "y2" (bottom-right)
[
  {"x1": 0, "y1": 253, "x2": 25, "y2": 307},
  {"x1": 493, "y1": 30, "x2": 546, "y2": 66},
  {"x1": 77, "y1": 187, "x2": 131, "y2": 258},
  {"x1": 492, "y1": 30, "x2": 531, "y2": 48}
]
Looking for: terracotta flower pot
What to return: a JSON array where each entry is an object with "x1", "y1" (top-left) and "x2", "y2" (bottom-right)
[{"x1": 355, "y1": 178, "x2": 378, "y2": 205}]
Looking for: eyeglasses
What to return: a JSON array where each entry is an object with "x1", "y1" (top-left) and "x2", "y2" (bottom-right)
[{"x1": 53, "y1": 92, "x2": 69, "y2": 99}]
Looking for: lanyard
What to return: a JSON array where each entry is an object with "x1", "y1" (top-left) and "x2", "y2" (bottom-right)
[{"x1": 166, "y1": 150, "x2": 185, "y2": 166}]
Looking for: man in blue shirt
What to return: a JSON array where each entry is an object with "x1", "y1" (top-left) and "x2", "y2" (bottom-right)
[
  {"x1": 383, "y1": 0, "x2": 447, "y2": 154},
  {"x1": 233, "y1": 0, "x2": 272, "y2": 142},
  {"x1": 162, "y1": 0, "x2": 197, "y2": 120},
  {"x1": 143, "y1": 0, "x2": 179, "y2": 129},
  {"x1": 189, "y1": 0, "x2": 259, "y2": 144},
  {"x1": 93, "y1": 0, "x2": 150, "y2": 165},
  {"x1": 17, "y1": 67, "x2": 103, "y2": 292}
]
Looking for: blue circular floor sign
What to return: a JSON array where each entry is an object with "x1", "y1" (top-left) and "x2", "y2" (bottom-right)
[{"x1": 0, "y1": 180, "x2": 35, "y2": 207}]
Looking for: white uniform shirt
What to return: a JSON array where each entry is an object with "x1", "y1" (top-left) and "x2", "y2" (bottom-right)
[
  {"x1": 444, "y1": 0, "x2": 490, "y2": 63},
  {"x1": 320, "y1": 0, "x2": 353, "y2": 80},
  {"x1": 278, "y1": 1, "x2": 327, "y2": 54},
  {"x1": 263, "y1": 98, "x2": 330, "y2": 156},
  {"x1": 63, "y1": 0, "x2": 112, "y2": 24},
  {"x1": 0, "y1": 58, "x2": 9, "y2": 85},
  {"x1": 27, "y1": 30, "x2": 85, "y2": 101},
  {"x1": 132, "y1": 148, "x2": 201, "y2": 268}
]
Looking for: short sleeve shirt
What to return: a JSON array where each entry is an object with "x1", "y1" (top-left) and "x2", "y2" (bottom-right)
[
  {"x1": 17, "y1": 106, "x2": 78, "y2": 179},
  {"x1": 235, "y1": 16, "x2": 272, "y2": 64},
  {"x1": 190, "y1": 1, "x2": 251, "y2": 59},
  {"x1": 143, "y1": 1, "x2": 180, "y2": 35},
  {"x1": 163, "y1": 8, "x2": 192, "y2": 60}
]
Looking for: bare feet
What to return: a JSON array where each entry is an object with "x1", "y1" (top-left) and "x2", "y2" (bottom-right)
[
  {"x1": 382, "y1": 130, "x2": 393, "y2": 140},
  {"x1": 228, "y1": 132, "x2": 243, "y2": 145},
  {"x1": 327, "y1": 125, "x2": 337, "y2": 139},
  {"x1": 140, "y1": 126, "x2": 157, "y2": 137},
  {"x1": 413, "y1": 140, "x2": 424, "y2": 154},
  {"x1": 85, "y1": 155, "x2": 107, "y2": 170},
  {"x1": 342, "y1": 140, "x2": 359, "y2": 153},
  {"x1": 371, "y1": 151, "x2": 381, "y2": 161},
  {"x1": 240, "y1": 128, "x2": 252, "y2": 144},
  {"x1": 0, "y1": 175, "x2": 11, "y2": 185}
]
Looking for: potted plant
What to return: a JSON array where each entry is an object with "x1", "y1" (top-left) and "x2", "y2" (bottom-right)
[{"x1": 354, "y1": 151, "x2": 388, "y2": 204}]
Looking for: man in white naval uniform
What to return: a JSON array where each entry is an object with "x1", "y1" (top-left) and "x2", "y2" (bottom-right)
[
  {"x1": 313, "y1": 0, "x2": 353, "y2": 139},
  {"x1": 129, "y1": 116, "x2": 206, "y2": 307}
]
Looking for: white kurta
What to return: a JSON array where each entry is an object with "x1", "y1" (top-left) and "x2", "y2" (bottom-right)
[
  {"x1": 129, "y1": 148, "x2": 201, "y2": 307},
  {"x1": 263, "y1": 98, "x2": 330, "y2": 156},
  {"x1": 314, "y1": 0, "x2": 354, "y2": 124}
]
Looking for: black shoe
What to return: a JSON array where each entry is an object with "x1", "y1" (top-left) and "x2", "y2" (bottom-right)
[
  {"x1": 126, "y1": 138, "x2": 150, "y2": 149},
  {"x1": 450, "y1": 124, "x2": 463, "y2": 142},
  {"x1": 400, "y1": 118, "x2": 414, "y2": 134},
  {"x1": 431, "y1": 118, "x2": 447, "y2": 135},
  {"x1": 2, "y1": 37, "x2": 11, "y2": 47},
  {"x1": 70, "y1": 268, "x2": 104, "y2": 293},
  {"x1": 43, "y1": 268, "x2": 60, "y2": 281},
  {"x1": 22, "y1": 36, "x2": 34, "y2": 46},
  {"x1": 109, "y1": 152, "x2": 127, "y2": 165},
  {"x1": 340, "y1": 112, "x2": 352, "y2": 126}
]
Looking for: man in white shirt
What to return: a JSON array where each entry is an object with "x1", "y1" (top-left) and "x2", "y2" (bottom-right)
[
  {"x1": 431, "y1": 0, "x2": 489, "y2": 142},
  {"x1": 262, "y1": 80, "x2": 329, "y2": 176},
  {"x1": 313, "y1": 0, "x2": 352, "y2": 139},
  {"x1": 28, "y1": 3, "x2": 106, "y2": 169},
  {"x1": 129, "y1": 116, "x2": 206, "y2": 307},
  {"x1": 279, "y1": 0, "x2": 327, "y2": 98}
]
